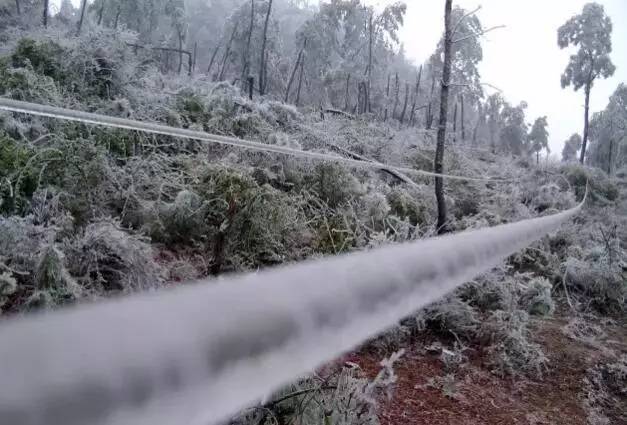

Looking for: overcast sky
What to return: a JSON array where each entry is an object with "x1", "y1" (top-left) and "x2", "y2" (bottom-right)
[
  {"x1": 366, "y1": 0, "x2": 627, "y2": 154},
  {"x1": 54, "y1": 0, "x2": 626, "y2": 154}
]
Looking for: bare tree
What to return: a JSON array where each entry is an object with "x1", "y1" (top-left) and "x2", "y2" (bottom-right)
[
  {"x1": 15, "y1": 0, "x2": 20, "y2": 16},
  {"x1": 366, "y1": 11, "x2": 374, "y2": 113},
  {"x1": 435, "y1": 0, "x2": 453, "y2": 234},
  {"x1": 384, "y1": 74, "x2": 391, "y2": 121},
  {"x1": 77, "y1": 0, "x2": 88, "y2": 36},
  {"x1": 392, "y1": 73, "x2": 400, "y2": 120},
  {"x1": 409, "y1": 65, "x2": 423, "y2": 126},
  {"x1": 295, "y1": 55, "x2": 305, "y2": 106},
  {"x1": 344, "y1": 74, "x2": 351, "y2": 112},
  {"x1": 285, "y1": 38, "x2": 307, "y2": 103},
  {"x1": 240, "y1": 0, "x2": 255, "y2": 86},
  {"x1": 259, "y1": 0, "x2": 274, "y2": 95},
  {"x1": 452, "y1": 100, "x2": 458, "y2": 143},
  {"x1": 97, "y1": 0, "x2": 106, "y2": 25},
  {"x1": 43, "y1": 0, "x2": 49, "y2": 27},
  {"x1": 399, "y1": 83, "x2": 409, "y2": 124},
  {"x1": 460, "y1": 94, "x2": 465, "y2": 142},
  {"x1": 218, "y1": 22, "x2": 239, "y2": 81},
  {"x1": 426, "y1": 72, "x2": 436, "y2": 129},
  {"x1": 207, "y1": 44, "x2": 221, "y2": 76}
]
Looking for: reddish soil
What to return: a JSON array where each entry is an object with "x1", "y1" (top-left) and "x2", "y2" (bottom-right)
[{"x1": 348, "y1": 316, "x2": 627, "y2": 425}]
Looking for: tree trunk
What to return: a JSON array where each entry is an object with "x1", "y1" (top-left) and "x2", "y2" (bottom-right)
[
  {"x1": 192, "y1": 42, "x2": 198, "y2": 75},
  {"x1": 400, "y1": 83, "x2": 409, "y2": 125},
  {"x1": 426, "y1": 73, "x2": 436, "y2": 129},
  {"x1": 15, "y1": 0, "x2": 20, "y2": 15},
  {"x1": 435, "y1": 0, "x2": 453, "y2": 235},
  {"x1": 207, "y1": 44, "x2": 220, "y2": 77},
  {"x1": 580, "y1": 82, "x2": 591, "y2": 164},
  {"x1": 177, "y1": 33, "x2": 184, "y2": 75},
  {"x1": 537, "y1": 151, "x2": 540, "y2": 165},
  {"x1": 218, "y1": 22, "x2": 239, "y2": 81},
  {"x1": 241, "y1": 0, "x2": 255, "y2": 87},
  {"x1": 295, "y1": 57, "x2": 305, "y2": 107},
  {"x1": 366, "y1": 12, "x2": 373, "y2": 113},
  {"x1": 97, "y1": 0, "x2": 106, "y2": 25},
  {"x1": 259, "y1": 0, "x2": 274, "y2": 96},
  {"x1": 76, "y1": 0, "x2": 87, "y2": 36},
  {"x1": 409, "y1": 65, "x2": 423, "y2": 126},
  {"x1": 248, "y1": 76, "x2": 255, "y2": 100},
  {"x1": 344, "y1": 73, "x2": 351, "y2": 112},
  {"x1": 384, "y1": 73, "x2": 391, "y2": 121},
  {"x1": 392, "y1": 73, "x2": 399, "y2": 120},
  {"x1": 608, "y1": 139, "x2": 614, "y2": 176},
  {"x1": 452, "y1": 101, "x2": 458, "y2": 143},
  {"x1": 43, "y1": 0, "x2": 49, "y2": 27},
  {"x1": 285, "y1": 38, "x2": 306, "y2": 103},
  {"x1": 460, "y1": 94, "x2": 465, "y2": 142},
  {"x1": 114, "y1": 4, "x2": 121, "y2": 29}
]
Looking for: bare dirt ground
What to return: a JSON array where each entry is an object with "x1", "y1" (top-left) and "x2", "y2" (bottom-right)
[{"x1": 350, "y1": 313, "x2": 627, "y2": 425}]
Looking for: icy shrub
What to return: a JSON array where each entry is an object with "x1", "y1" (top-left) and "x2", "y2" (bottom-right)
[
  {"x1": 360, "y1": 192, "x2": 391, "y2": 230},
  {"x1": 33, "y1": 244, "x2": 81, "y2": 304},
  {"x1": 386, "y1": 188, "x2": 428, "y2": 227},
  {"x1": 64, "y1": 220, "x2": 163, "y2": 292},
  {"x1": 9, "y1": 38, "x2": 66, "y2": 83},
  {"x1": 0, "y1": 134, "x2": 38, "y2": 213},
  {"x1": 259, "y1": 101, "x2": 303, "y2": 129},
  {"x1": 303, "y1": 163, "x2": 363, "y2": 208},
  {"x1": 564, "y1": 257, "x2": 625, "y2": 313},
  {"x1": 147, "y1": 190, "x2": 208, "y2": 245},
  {"x1": 583, "y1": 356, "x2": 627, "y2": 425},
  {"x1": 562, "y1": 164, "x2": 619, "y2": 204},
  {"x1": 233, "y1": 351, "x2": 403, "y2": 425},
  {"x1": 519, "y1": 277, "x2": 555, "y2": 316},
  {"x1": 195, "y1": 166, "x2": 308, "y2": 271},
  {"x1": 529, "y1": 182, "x2": 576, "y2": 212},
  {"x1": 423, "y1": 297, "x2": 481, "y2": 340},
  {"x1": 481, "y1": 309, "x2": 548, "y2": 378}
]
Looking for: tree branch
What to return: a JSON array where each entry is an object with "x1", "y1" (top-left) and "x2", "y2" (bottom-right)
[
  {"x1": 451, "y1": 5, "x2": 481, "y2": 37},
  {"x1": 452, "y1": 25, "x2": 506, "y2": 43}
]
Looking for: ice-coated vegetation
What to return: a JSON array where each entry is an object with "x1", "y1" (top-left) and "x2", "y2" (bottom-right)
[{"x1": 0, "y1": 1, "x2": 625, "y2": 424}]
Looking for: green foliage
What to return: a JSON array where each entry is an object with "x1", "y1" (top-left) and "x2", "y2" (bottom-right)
[
  {"x1": 10, "y1": 39, "x2": 66, "y2": 83},
  {"x1": 562, "y1": 133, "x2": 582, "y2": 162},
  {"x1": 0, "y1": 134, "x2": 43, "y2": 214},
  {"x1": 562, "y1": 164, "x2": 619, "y2": 203},
  {"x1": 387, "y1": 188, "x2": 426, "y2": 226},
  {"x1": 304, "y1": 163, "x2": 362, "y2": 208}
]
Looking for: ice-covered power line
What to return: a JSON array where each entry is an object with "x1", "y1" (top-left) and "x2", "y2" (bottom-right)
[
  {"x1": 0, "y1": 191, "x2": 585, "y2": 425},
  {"x1": 0, "y1": 98, "x2": 510, "y2": 183}
]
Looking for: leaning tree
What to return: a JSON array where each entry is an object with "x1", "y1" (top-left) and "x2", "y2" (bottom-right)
[{"x1": 558, "y1": 2, "x2": 615, "y2": 164}]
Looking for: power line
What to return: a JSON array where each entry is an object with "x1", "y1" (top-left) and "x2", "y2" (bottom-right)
[
  {"x1": 0, "y1": 97, "x2": 510, "y2": 183},
  {"x1": 0, "y1": 191, "x2": 586, "y2": 425}
]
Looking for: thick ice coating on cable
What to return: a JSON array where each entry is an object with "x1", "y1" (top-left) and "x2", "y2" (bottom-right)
[
  {"x1": 0, "y1": 98, "x2": 508, "y2": 183},
  {"x1": 0, "y1": 193, "x2": 584, "y2": 425}
]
